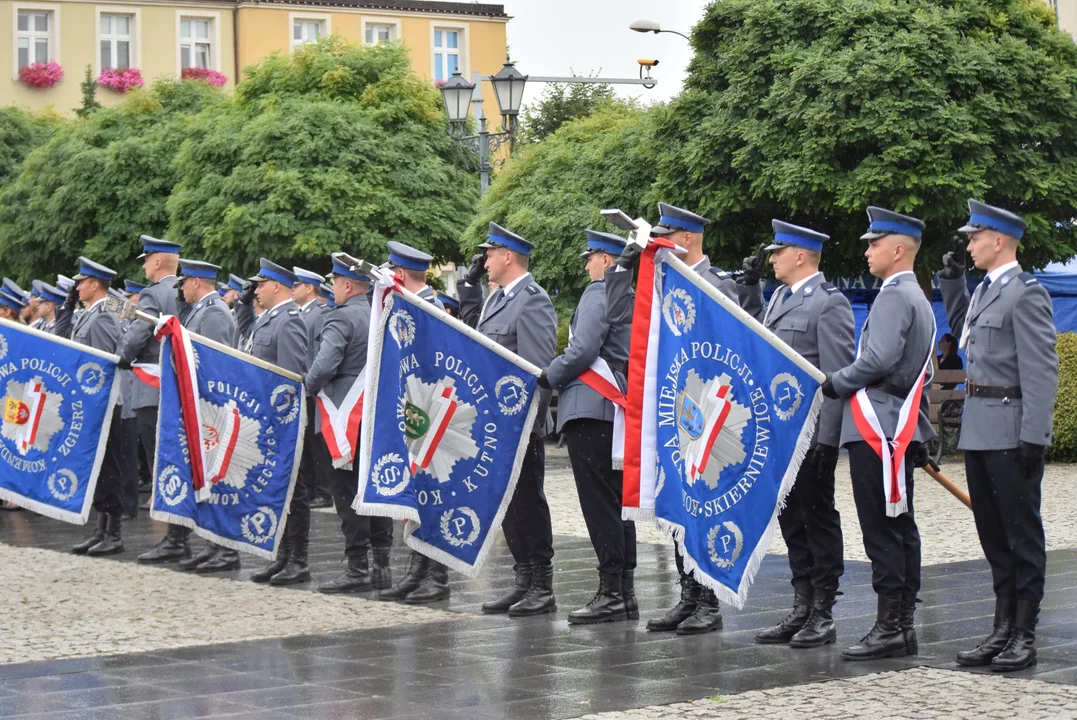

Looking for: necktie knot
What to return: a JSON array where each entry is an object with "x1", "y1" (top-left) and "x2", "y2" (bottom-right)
[{"x1": 782, "y1": 287, "x2": 794, "y2": 303}]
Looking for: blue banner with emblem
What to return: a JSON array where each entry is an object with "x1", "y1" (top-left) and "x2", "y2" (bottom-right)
[
  {"x1": 356, "y1": 288, "x2": 540, "y2": 576},
  {"x1": 0, "y1": 319, "x2": 120, "y2": 524},
  {"x1": 653, "y1": 256, "x2": 823, "y2": 608},
  {"x1": 151, "y1": 331, "x2": 305, "y2": 560}
]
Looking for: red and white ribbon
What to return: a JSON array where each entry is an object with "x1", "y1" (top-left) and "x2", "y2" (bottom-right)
[
  {"x1": 411, "y1": 380, "x2": 460, "y2": 475},
  {"x1": 317, "y1": 367, "x2": 366, "y2": 469},
  {"x1": 687, "y1": 382, "x2": 733, "y2": 481},
  {"x1": 16, "y1": 380, "x2": 47, "y2": 454},
  {"x1": 154, "y1": 316, "x2": 209, "y2": 501},
  {"x1": 578, "y1": 358, "x2": 626, "y2": 467},
  {"x1": 132, "y1": 362, "x2": 161, "y2": 388}
]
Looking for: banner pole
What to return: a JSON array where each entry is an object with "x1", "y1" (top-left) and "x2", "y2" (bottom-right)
[{"x1": 920, "y1": 461, "x2": 973, "y2": 510}]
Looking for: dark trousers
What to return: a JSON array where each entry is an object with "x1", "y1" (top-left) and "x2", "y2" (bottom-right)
[
  {"x1": 117, "y1": 417, "x2": 140, "y2": 518},
  {"x1": 848, "y1": 441, "x2": 921, "y2": 597},
  {"x1": 306, "y1": 396, "x2": 333, "y2": 502},
  {"x1": 779, "y1": 448, "x2": 844, "y2": 593},
  {"x1": 502, "y1": 436, "x2": 555, "y2": 567},
  {"x1": 135, "y1": 407, "x2": 158, "y2": 478},
  {"x1": 287, "y1": 418, "x2": 314, "y2": 543},
  {"x1": 92, "y1": 414, "x2": 126, "y2": 517},
  {"x1": 966, "y1": 449, "x2": 1046, "y2": 605},
  {"x1": 322, "y1": 434, "x2": 392, "y2": 557},
  {"x1": 564, "y1": 419, "x2": 636, "y2": 575}
]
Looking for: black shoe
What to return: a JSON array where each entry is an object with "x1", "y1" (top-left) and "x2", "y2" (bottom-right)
[
  {"x1": 309, "y1": 495, "x2": 333, "y2": 509},
  {"x1": 647, "y1": 576, "x2": 701, "y2": 632},
  {"x1": 569, "y1": 572, "x2": 626, "y2": 625},
  {"x1": 756, "y1": 582, "x2": 813, "y2": 644},
  {"x1": 319, "y1": 553, "x2": 373, "y2": 593},
  {"x1": 251, "y1": 536, "x2": 290, "y2": 583},
  {"x1": 957, "y1": 597, "x2": 1015, "y2": 666},
  {"x1": 900, "y1": 591, "x2": 919, "y2": 656},
  {"x1": 790, "y1": 589, "x2": 837, "y2": 648},
  {"x1": 676, "y1": 588, "x2": 722, "y2": 635},
  {"x1": 179, "y1": 544, "x2": 219, "y2": 571},
  {"x1": 72, "y1": 514, "x2": 107, "y2": 555},
  {"x1": 372, "y1": 547, "x2": 392, "y2": 590},
  {"x1": 622, "y1": 570, "x2": 639, "y2": 620},
  {"x1": 270, "y1": 536, "x2": 311, "y2": 585},
  {"x1": 87, "y1": 514, "x2": 124, "y2": 556},
  {"x1": 137, "y1": 526, "x2": 190, "y2": 564},
  {"x1": 379, "y1": 551, "x2": 428, "y2": 601},
  {"x1": 406, "y1": 561, "x2": 450, "y2": 604},
  {"x1": 991, "y1": 600, "x2": 1038, "y2": 672},
  {"x1": 482, "y1": 563, "x2": 533, "y2": 614},
  {"x1": 509, "y1": 564, "x2": 556, "y2": 617},
  {"x1": 195, "y1": 547, "x2": 240, "y2": 573},
  {"x1": 842, "y1": 595, "x2": 906, "y2": 661}
]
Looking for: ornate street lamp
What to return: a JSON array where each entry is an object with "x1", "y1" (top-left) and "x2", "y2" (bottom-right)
[
  {"x1": 439, "y1": 71, "x2": 475, "y2": 133},
  {"x1": 489, "y1": 61, "x2": 527, "y2": 133}
]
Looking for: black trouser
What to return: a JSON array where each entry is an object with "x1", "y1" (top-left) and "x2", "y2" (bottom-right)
[
  {"x1": 848, "y1": 441, "x2": 921, "y2": 597},
  {"x1": 564, "y1": 419, "x2": 636, "y2": 575},
  {"x1": 965, "y1": 449, "x2": 1046, "y2": 605},
  {"x1": 322, "y1": 434, "x2": 392, "y2": 557},
  {"x1": 117, "y1": 416, "x2": 140, "y2": 518},
  {"x1": 92, "y1": 415, "x2": 126, "y2": 517},
  {"x1": 779, "y1": 447, "x2": 844, "y2": 593},
  {"x1": 135, "y1": 407, "x2": 159, "y2": 479},
  {"x1": 287, "y1": 418, "x2": 314, "y2": 543},
  {"x1": 502, "y1": 435, "x2": 554, "y2": 566},
  {"x1": 305, "y1": 396, "x2": 333, "y2": 502}
]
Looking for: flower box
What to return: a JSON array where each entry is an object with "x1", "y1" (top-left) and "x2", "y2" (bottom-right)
[
  {"x1": 19, "y1": 62, "x2": 63, "y2": 89},
  {"x1": 99, "y1": 67, "x2": 144, "y2": 93},
  {"x1": 181, "y1": 67, "x2": 227, "y2": 86}
]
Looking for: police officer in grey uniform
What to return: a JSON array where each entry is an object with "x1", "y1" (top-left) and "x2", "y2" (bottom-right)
[
  {"x1": 458, "y1": 223, "x2": 559, "y2": 617},
  {"x1": 293, "y1": 267, "x2": 335, "y2": 510},
  {"x1": 237, "y1": 259, "x2": 312, "y2": 585},
  {"x1": 937, "y1": 200, "x2": 1058, "y2": 671},
  {"x1": 27, "y1": 281, "x2": 45, "y2": 330},
  {"x1": 387, "y1": 241, "x2": 445, "y2": 310},
  {"x1": 32, "y1": 282, "x2": 65, "y2": 336},
  {"x1": 0, "y1": 288, "x2": 24, "y2": 322},
  {"x1": 822, "y1": 207, "x2": 935, "y2": 661},
  {"x1": 117, "y1": 281, "x2": 145, "y2": 519},
  {"x1": 51, "y1": 275, "x2": 77, "y2": 339},
  {"x1": 745, "y1": 221, "x2": 855, "y2": 648},
  {"x1": 69, "y1": 258, "x2": 128, "y2": 557},
  {"x1": 540, "y1": 230, "x2": 636, "y2": 624}
]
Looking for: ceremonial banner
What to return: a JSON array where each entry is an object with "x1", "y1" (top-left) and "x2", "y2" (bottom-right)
[
  {"x1": 356, "y1": 284, "x2": 540, "y2": 576},
  {"x1": 0, "y1": 319, "x2": 120, "y2": 524},
  {"x1": 150, "y1": 322, "x2": 305, "y2": 560},
  {"x1": 632, "y1": 253, "x2": 824, "y2": 608}
]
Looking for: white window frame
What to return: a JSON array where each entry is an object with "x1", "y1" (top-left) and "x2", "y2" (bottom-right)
[
  {"x1": 288, "y1": 12, "x2": 330, "y2": 52},
  {"x1": 430, "y1": 22, "x2": 468, "y2": 83},
  {"x1": 95, "y1": 7, "x2": 140, "y2": 73},
  {"x1": 175, "y1": 10, "x2": 221, "y2": 74},
  {"x1": 361, "y1": 17, "x2": 400, "y2": 46},
  {"x1": 12, "y1": 3, "x2": 60, "y2": 80}
]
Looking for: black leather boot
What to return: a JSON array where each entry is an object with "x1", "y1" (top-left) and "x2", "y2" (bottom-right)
[
  {"x1": 137, "y1": 525, "x2": 190, "y2": 564},
  {"x1": 195, "y1": 546, "x2": 240, "y2": 573},
  {"x1": 569, "y1": 572, "x2": 626, "y2": 625},
  {"x1": 481, "y1": 563, "x2": 533, "y2": 614},
  {"x1": 957, "y1": 597, "x2": 1015, "y2": 666},
  {"x1": 756, "y1": 581, "x2": 813, "y2": 644},
  {"x1": 406, "y1": 561, "x2": 450, "y2": 604},
  {"x1": 379, "y1": 551, "x2": 428, "y2": 601},
  {"x1": 842, "y1": 595, "x2": 906, "y2": 660},
  {"x1": 991, "y1": 599, "x2": 1038, "y2": 672},
  {"x1": 318, "y1": 553, "x2": 372, "y2": 593},
  {"x1": 251, "y1": 535, "x2": 290, "y2": 583},
  {"x1": 271, "y1": 535, "x2": 311, "y2": 585},
  {"x1": 72, "y1": 513, "x2": 107, "y2": 555},
  {"x1": 647, "y1": 576, "x2": 701, "y2": 632},
  {"x1": 900, "y1": 592, "x2": 919, "y2": 656},
  {"x1": 179, "y1": 544, "x2": 218, "y2": 571},
  {"x1": 790, "y1": 588, "x2": 837, "y2": 648},
  {"x1": 676, "y1": 587, "x2": 723, "y2": 635},
  {"x1": 622, "y1": 570, "x2": 639, "y2": 620},
  {"x1": 509, "y1": 564, "x2": 556, "y2": 617},
  {"x1": 371, "y1": 547, "x2": 392, "y2": 590},
  {"x1": 87, "y1": 514, "x2": 124, "y2": 556}
]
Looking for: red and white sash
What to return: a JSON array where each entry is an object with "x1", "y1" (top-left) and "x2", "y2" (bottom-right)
[
  {"x1": 410, "y1": 379, "x2": 460, "y2": 475},
  {"x1": 316, "y1": 368, "x2": 366, "y2": 470},
  {"x1": 579, "y1": 357, "x2": 627, "y2": 467},
  {"x1": 132, "y1": 362, "x2": 161, "y2": 388},
  {"x1": 153, "y1": 316, "x2": 210, "y2": 501},
  {"x1": 686, "y1": 381, "x2": 733, "y2": 481},
  {"x1": 16, "y1": 380, "x2": 47, "y2": 454}
]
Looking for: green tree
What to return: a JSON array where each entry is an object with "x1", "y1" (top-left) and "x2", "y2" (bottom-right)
[
  {"x1": 75, "y1": 65, "x2": 102, "y2": 119},
  {"x1": 517, "y1": 78, "x2": 618, "y2": 145},
  {"x1": 651, "y1": 0, "x2": 1077, "y2": 278},
  {"x1": 0, "y1": 107, "x2": 59, "y2": 189}
]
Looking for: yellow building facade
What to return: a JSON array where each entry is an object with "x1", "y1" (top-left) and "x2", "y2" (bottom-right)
[
  {"x1": 0, "y1": 0, "x2": 508, "y2": 113},
  {"x1": 1056, "y1": 0, "x2": 1077, "y2": 36}
]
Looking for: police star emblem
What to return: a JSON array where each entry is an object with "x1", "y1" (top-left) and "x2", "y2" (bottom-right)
[
  {"x1": 199, "y1": 398, "x2": 265, "y2": 494},
  {"x1": 2, "y1": 377, "x2": 65, "y2": 456},
  {"x1": 402, "y1": 375, "x2": 479, "y2": 483},
  {"x1": 676, "y1": 370, "x2": 751, "y2": 489}
]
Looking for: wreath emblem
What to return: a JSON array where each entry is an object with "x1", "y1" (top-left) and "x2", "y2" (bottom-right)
[
  {"x1": 47, "y1": 468, "x2": 78, "y2": 501},
  {"x1": 270, "y1": 384, "x2": 300, "y2": 424},
  {"x1": 157, "y1": 464, "x2": 188, "y2": 507},
  {"x1": 440, "y1": 506, "x2": 481, "y2": 547},
  {"x1": 389, "y1": 310, "x2": 416, "y2": 349},
  {"x1": 770, "y1": 372, "x2": 804, "y2": 422},
  {"x1": 372, "y1": 453, "x2": 410, "y2": 496},
  {"x1": 495, "y1": 376, "x2": 528, "y2": 416},
  {"x1": 76, "y1": 362, "x2": 106, "y2": 395},
  {"x1": 241, "y1": 506, "x2": 278, "y2": 544},
  {"x1": 707, "y1": 521, "x2": 744, "y2": 570},
  {"x1": 0, "y1": 333, "x2": 8, "y2": 360},
  {"x1": 662, "y1": 287, "x2": 696, "y2": 337}
]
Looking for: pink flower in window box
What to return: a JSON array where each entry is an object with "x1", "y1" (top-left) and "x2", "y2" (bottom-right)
[
  {"x1": 18, "y1": 61, "x2": 63, "y2": 89},
  {"x1": 181, "y1": 67, "x2": 227, "y2": 86},
  {"x1": 98, "y1": 67, "x2": 144, "y2": 93}
]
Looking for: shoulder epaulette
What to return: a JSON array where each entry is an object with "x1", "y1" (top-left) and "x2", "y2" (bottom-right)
[
  {"x1": 709, "y1": 267, "x2": 730, "y2": 279},
  {"x1": 1018, "y1": 272, "x2": 1038, "y2": 286},
  {"x1": 288, "y1": 309, "x2": 300, "y2": 316},
  {"x1": 821, "y1": 282, "x2": 839, "y2": 295},
  {"x1": 525, "y1": 284, "x2": 540, "y2": 296}
]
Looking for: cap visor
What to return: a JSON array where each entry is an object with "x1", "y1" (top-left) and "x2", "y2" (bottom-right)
[
  {"x1": 860, "y1": 231, "x2": 887, "y2": 241},
  {"x1": 649, "y1": 224, "x2": 676, "y2": 236},
  {"x1": 763, "y1": 242, "x2": 785, "y2": 252},
  {"x1": 248, "y1": 274, "x2": 267, "y2": 283},
  {"x1": 956, "y1": 224, "x2": 980, "y2": 234},
  {"x1": 477, "y1": 241, "x2": 502, "y2": 250},
  {"x1": 72, "y1": 273, "x2": 89, "y2": 281}
]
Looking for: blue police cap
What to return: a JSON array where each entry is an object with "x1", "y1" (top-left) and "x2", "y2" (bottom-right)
[
  {"x1": 330, "y1": 253, "x2": 370, "y2": 282},
  {"x1": 137, "y1": 235, "x2": 182, "y2": 259},
  {"x1": 216, "y1": 282, "x2": 230, "y2": 297},
  {"x1": 29, "y1": 280, "x2": 45, "y2": 299},
  {"x1": 72, "y1": 257, "x2": 117, "y2": 283},
  {"x1": 861, "y1": 207, "x2": 925, "y2": 241},
  {"x1": 387, "y1": 241, "x2": 434, "y2": 272},
  {"x1": 2, "y1": 278, "x2": 28, "y2": 302},
  {"x1": 227, "y1": 274, "x2": 245, "y2": 292},
  {"x1": 480, "y1": 222, "x2": 534, "y2": 257},
  {"x1": 439, "y1": 293, "x2": 460, "y2": 310},
  {"x1": 124, "y1": 280, "x2": 146, "y2": 295},
  {"x1": 249, "y1": 258, "x2": 297, "y2": 288},
  {"x1": 38, "y1": 282, "x2": 65, "y2": 305},
  {"x1": 651, "y1": 202, "x2": 708, "y2": 236},
  {"x1": 56, "y1": 275, "x2": 74, "y2": 293},
  {"x1": 0, "y1": 290, "x2": 25, "y2": 312},
  {"x1": 318, "y1": 281, "x2": 333, "y2": 299},
  {"x1": 180, "y1": 259, "x2": 221, "y2": 280},
  {"x1": 958, "y1": 199, "x2": 1028, "y2": 240},
  {"x1": 580, "y1": 229, "x2": 627, "y2": 258},
  {"x1": 766, "y1": 220, "x2": 830, "y2": 252},
  {"x1": 293, "y1": 267, "x2": 326, "y2": 286}
]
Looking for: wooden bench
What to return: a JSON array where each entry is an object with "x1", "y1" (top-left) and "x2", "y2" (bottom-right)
[{"x1": 928, "y1": 369, "x2": 966, "y2": 459}]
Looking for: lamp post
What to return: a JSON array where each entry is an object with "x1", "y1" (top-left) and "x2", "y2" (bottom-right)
[{"x1": 630, "y1": 19, "x2": 691, "y2": 41}]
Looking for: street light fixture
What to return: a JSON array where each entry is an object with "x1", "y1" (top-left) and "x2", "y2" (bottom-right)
[
  {"x1": 439, "y1": 71, "x2": 475, "y2": 127},
  {"x1": 489, "y1": 61, "x2": 528, "y2": 132},
  {"x1": 630, "y1": 19, "x2": 691, "y2": 41}
]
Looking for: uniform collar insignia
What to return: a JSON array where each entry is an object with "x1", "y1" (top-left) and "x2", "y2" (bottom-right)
[
  {"x1": 803, "y1": 285, "x2": 814, "y2": 295},
  {"x1": 1001, "y1": 275, "x2": 1011, "y2": 286}
]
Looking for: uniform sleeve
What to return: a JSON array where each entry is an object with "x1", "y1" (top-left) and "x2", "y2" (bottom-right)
[
  {"x1": 714, "y1": 274, "x2": 739, "y2": 304},
  {"x1": 305, "y1": 312, "x2": 350, "y2": 397},
  {"x1": 52, "y1": 305, "x2": 73, "y2": 339},
  {"x1": 234, "y1": 299, "x2": 255, "y2": 344},
  {"x1": 831, "y1": 288, "x2": 911, "y2": 397},
  {"x1": 516, "y1": 292, "x2": 558, "y2": 369},
  {"x1": 604, "y1": 267, "x2": 635, "y2": 324},
  {"x1": 737, "y1": 282, "x2": 765, "y2": 321},
  {"x1": 816, "y1": 293, "x2": 856, "y2": 446},
  {"x1": 122, "y1": 286, "x2": 165, "y2": 362},
  {"x1": 202, "y1": 306, "x2": 236, "y2": 347},
  {"x1": 1014, "y1": 283, "x2": 1059, "y2": 445},
  {"x1": 90, "y1": 313, "x2": 122, "y2": 355},
  {"x1": 546, "y1": 286, "x2": 607, "y2": 390},
  {"x1": 456, "y1": 281, "x2": 483, "y2": 328},
  {"x1": 938, "y1": 275, "x2": 971, "y2": 344},
  {"x1": 276, "y1": 314, "x2": 310, "y2": 376}
]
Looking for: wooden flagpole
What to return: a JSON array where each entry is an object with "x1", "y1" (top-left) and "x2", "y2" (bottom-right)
[{"x1": 919, "y1": 460, "x2": 973, "y2": 510}]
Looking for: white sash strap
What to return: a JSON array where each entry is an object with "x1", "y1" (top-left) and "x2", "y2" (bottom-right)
[{"x1": 316, "y1": 368, "x2": 367, "y2": 470}]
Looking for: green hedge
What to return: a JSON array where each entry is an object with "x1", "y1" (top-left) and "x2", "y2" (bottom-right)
[{"x1": 1050, "y1": 333, "x2": 1077, "y2": 462}]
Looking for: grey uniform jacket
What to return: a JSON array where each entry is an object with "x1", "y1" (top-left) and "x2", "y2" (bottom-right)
[
  {"x1": 749, "y1": 275, "x2": 855, "y2": 447},
  {"x1": 184, "y1": 292, "x2": 237, "y2": 347},
  {"x1": 234, "y1": 302, "x2": 255, "y2": 350},
  {"x1": 119, "y1": 319, "x2": 136, "y2": 421},
  {"x1": 72, "y1": 301, "x2": 124, "y2": 413},
  {"x1": 416, "y1": 285, "x2": 445, "y2": 310},
  {"x1": 831, "y1": 272, "x2": 936, "y2": 447},
  {"x1": 120, "y1": 275, "x2": 180, "y2": 409},
  {"x1": 546, "y1": 280, "x2": 630, "y2": 432},
  {"x1": 50, "y1": 304, "x2": 74, "y2": 339},
  {"x1": 247, "y1": 300, "x2": 309, "y2": 377},
  {"x1": 299, "y1": 300, "x2": 330, "y2": 371},
  {"x1": 939, "y1": 267, "x2": 1058, "y2": 449},
  {"x1": 458, "y1": 274, "x2": 558, "y2": 436},
  {"x1": 305, "y1": 295, "x2": 370, "y2": 434},
  {"x1": 604, "y1": 255, "x2": 739, "y2": 325}
]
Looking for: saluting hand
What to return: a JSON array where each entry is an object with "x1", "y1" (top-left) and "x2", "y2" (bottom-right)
[
  {"x1": 239, "y1": 281, "x2": 256, "y2": 307},
  {"x1": 737, "y1": 246, "x2": 767, "y2": 286},
  {"x1": 939, "y1": 239, "x2": 966, "y2": 280},
  {"x1": 616, "y1": 242, "x2": 643, "y2": 271},
  {"x1": 464, "y1": 252, "x2": 487, "y2": 285}
]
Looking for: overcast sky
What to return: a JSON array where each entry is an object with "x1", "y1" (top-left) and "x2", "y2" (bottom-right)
[{"x1": 498, "y1": 0, "x2": 712, "y2": 108}]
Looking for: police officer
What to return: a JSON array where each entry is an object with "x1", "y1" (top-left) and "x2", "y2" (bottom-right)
[
  {"x1": 27, "y1": 282, "x2": 45, "y2": 329},
  {"x1": 115, "y1": 281, "x2": 146, "y2": 519},
  {"x1": 293, "y1": 267, "x2": 335, "y2": 510},
  {"x1": 458, "y1": 223, "x2": 558, "y2": 617},
  {"x1": 0, "y1": 289, "x2": 25, "y2": 322},
  {"x1": 51, "y1": 275, "x2": 78, "y2": 339},
  {"x1": 319, "y1": 282, "x2": 336, "y2": 309},
  {"x1": 2, "y1": 278, "x2": 29, "y2": 324},
  {"x1": 540, "y1": 230, "x2": 636, "y2": 624},
  {"x1": 822, "y1": 207, "x2": 935, "y2": 661},
  {"x1": 239, "y1": 259, "x2": 312, "y2": 585},
  {"x1": 746, "y1": 221, "x2": 855, "y2": 648},
  {"x1": 937, "y1": 200, "x2": 1058, "y2": 672},
  {"x1": 439, "y1": 294, "x2": 460, "y2": 318},
  {"x1": 388, "y1": 241, "x2": 444, "y2": 309},
  {"x1": 33, "y1": 282, "x2": 65, "y2": 335},
  {"x1": 69, "y1": 258, "x2": 128, "y2": 557}
]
